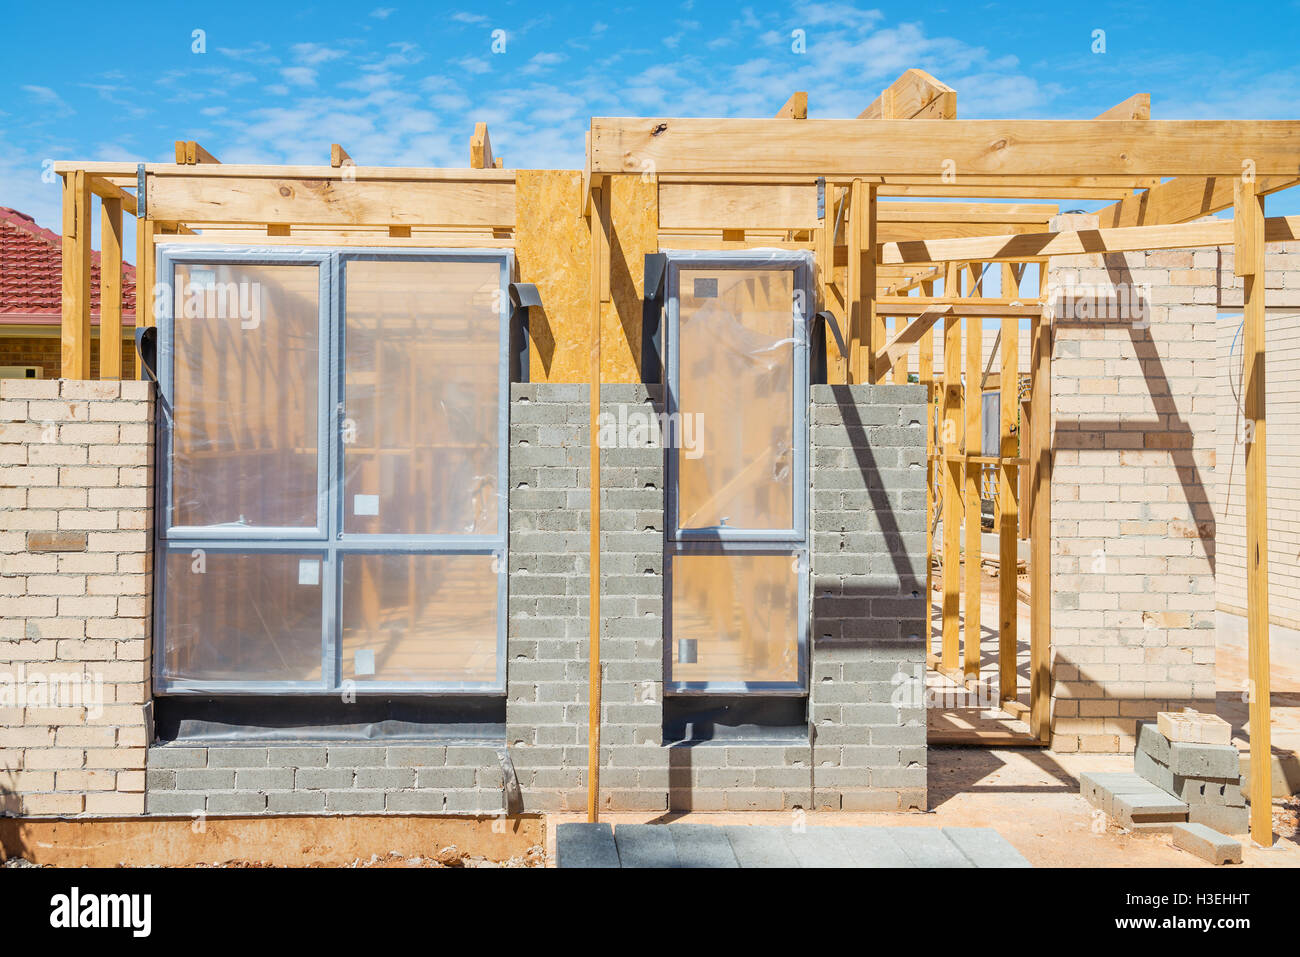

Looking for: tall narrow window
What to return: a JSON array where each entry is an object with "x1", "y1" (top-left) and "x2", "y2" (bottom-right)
[
  {"x1": 664, "y1": 252, "x2": 810, "y2": 693},
  {"x1": 154, "y1": 248, "x2": 510, "y2": 694}
]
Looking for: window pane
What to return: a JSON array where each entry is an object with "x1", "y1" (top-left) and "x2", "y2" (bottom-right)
[
  {"x1": 170, "y1": 263, "x2": 320, "y2": 529},
  {"x1": 343, "y1": 260, "x2": 501, "y2": 535},
  {"x1": 676, "y1": 269, "x2": 795, "y2": 531},
  {"x1": 340, "y1": 553, "x2": 499, "y2": 684},
  {"x1": 161, "y1": 550, "x2": 323, "y2": 683},
  {"x1": 670, "y1": 552, "x2": 799, "y2": 685}
]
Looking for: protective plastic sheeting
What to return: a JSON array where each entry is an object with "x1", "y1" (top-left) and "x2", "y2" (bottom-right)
[
  {"x1": 161, "y1": 550, "x2": 324, "y2": 684},
  {"x1": 340, "y1": 552, "x2": 499, "y2": 684},
  {"x1": 343, "y1": 259, "x2": 501, "y2": 536},
  {"x1": 670, "y1": 552, "x2": 800, "y2": 685},
  {"x1": 676, "y1": 268, "x2": 795, "y2": 532},
  {"x1": 170, "y1": 263, "x2": 321, "y2": 530}
]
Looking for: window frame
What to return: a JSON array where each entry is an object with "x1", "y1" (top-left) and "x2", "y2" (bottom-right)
[
  {"x1": 153, "y1": 245, "x2": 511, "y2": 695},
  {"x1": 661, "y1": 250, "x2": 812, "y2": 695}
]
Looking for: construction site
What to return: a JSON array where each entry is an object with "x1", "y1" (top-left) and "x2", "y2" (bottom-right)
[{"x1": 2, "y1": 62, "x2": 1299, "y2": 876}]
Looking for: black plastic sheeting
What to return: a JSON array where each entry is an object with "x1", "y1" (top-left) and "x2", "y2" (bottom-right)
[{"x1": 154, "y1": 695, "x2": 506, "y2": 744}]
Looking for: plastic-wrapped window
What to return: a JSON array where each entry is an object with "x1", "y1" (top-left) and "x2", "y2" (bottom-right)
[
  {"x1": 343, "y1": 259, "x2": 501, "y2": 536},
  {"x1": 340, "y1": 552, "x2": 499, "y2": 685},
  {"x1": 154, "y1": 248, "x2": 510, "y2": 695},
  {"x1": 170, "y1": 263, "x2": 320, "y2": 531},
  {"x1": 664, "y1": 252, "x2": 810, "y2": 694}
]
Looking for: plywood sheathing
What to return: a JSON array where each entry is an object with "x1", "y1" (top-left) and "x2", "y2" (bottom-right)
[
  {"x1": 515, "y1": 169, "x2": 591, "y2": 382},
  {"x1": 602, "y1": 174, "x2": 658, "y2": 383}
]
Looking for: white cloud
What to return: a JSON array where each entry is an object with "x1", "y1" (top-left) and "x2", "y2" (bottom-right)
[
  {"x1": 370, "y1": 7, "x2": 396, "y2": 18},
  {"x1": 281, "y1": 67, "x2": 318, "y2": 87}
]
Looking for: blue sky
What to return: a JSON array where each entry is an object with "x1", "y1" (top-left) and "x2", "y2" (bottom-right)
[{"x1": 4, "y1": 0, "x2": 1298, "y2": 250}]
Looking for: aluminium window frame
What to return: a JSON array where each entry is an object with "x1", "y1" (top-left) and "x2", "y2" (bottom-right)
[
  {"x1": 661, "y1": 249, "x2": 812, "y2": 695},
  {"x1": 152, "y1": 245, "x2": 511, "y2": 695}
]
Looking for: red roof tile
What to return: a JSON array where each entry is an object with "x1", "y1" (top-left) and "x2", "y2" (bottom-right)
[{"x1": 0, "y1": 206, "x2": 136, "y2": 325}]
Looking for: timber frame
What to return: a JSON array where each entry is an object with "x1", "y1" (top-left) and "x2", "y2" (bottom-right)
[{"x1": 54, "y1": 72, "x2": 1298, "y2": 845}]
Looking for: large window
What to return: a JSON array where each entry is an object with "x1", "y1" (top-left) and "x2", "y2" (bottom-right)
[
  {"x1": 663, "y1": 252, "x2": 810, "y2": 694},
  {"x1": 154, "y1": 248, "x2": 510, "y2": 694}
]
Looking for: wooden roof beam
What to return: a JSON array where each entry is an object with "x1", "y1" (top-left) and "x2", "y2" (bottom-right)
[
  {"x1": 471, "y1": 122, "x2": 503, "y2": 169},
  {"x1": 880, "y1": 215, "x2": 1300, "y2": 265},
  {"x1": 173, "y1": 141, "x2": 220, "y2": 165},
  {"x1": 860, "y1": 68, "x2": 956, "y2": 120},
  {"x1": 330, "y1": 144, "x2": 354, "y2": 168},
  {"x1": 775, "y1": 92, "x2": 808, "y2": 119},
  {"x1": 1094, "y1": 93, "x2": 1151, "y2": 121},
  {"x1": 589, "y1": 119, "x2": 1300, "y2": 177}
]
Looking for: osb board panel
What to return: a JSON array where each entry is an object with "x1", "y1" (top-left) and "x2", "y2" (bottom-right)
[
  {"x1": 603, "y1": 174, "x2": 658, "y2": 384},
  {"x1": 0, "y1": 815, "x2": 543, "y2": 867},
  {"x1": 515, "y1": 169, "x2": 590, "y2": 382}
]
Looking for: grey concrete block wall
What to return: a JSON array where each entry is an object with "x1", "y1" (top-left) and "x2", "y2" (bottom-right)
[
  {"x1": 145, "y1": 382, "x2": 929, "y2": 815},
  {"x1": 809, "y1": 384, "x2": 929, "y2": 811}
]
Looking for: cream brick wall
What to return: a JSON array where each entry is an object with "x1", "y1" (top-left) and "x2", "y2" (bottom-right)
[
  {"x1": 0, "y1": 378, "x2": 154, "y2": 816},
  {"x1": 1048, "y1": 214, "x2": 1217, "y2": 754},
  {"x1": 1213, "y1": 241, "x2": 1300, "y2": 629}
]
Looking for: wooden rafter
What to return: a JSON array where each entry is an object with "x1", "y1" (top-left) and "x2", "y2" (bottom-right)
[
  {"x1": 860, "y1": 68, "x2": 956, "y2": 120},
  {"x1": 775, "y1": 92, "x2": 807, "y2": 119}
]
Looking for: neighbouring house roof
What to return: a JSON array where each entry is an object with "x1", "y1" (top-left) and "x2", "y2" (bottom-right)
[{"x1": 0, "y1": 206, "x2": 136, "y2": 327}]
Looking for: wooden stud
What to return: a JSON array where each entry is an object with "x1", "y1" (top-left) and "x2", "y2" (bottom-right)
[
  {"x1": 60, "y1": 172, "x2": 92, "y2": 379},
  {"x1": 964, "y1": 310, "x2": 982, "y2": 679},
  {"x1": 847, "y1": 180, "x2": 878, "y2": 383},
  {"x1": 920, "y1": 279, "x2": 936, "y2": 655},
  {"x1": 330, "y1": 144, "x2": 353, "y2": 168},
  {"x1": 1236, "y1": 179, "x2": 1272, "y2": 847},
  {"x1": 941, "y1": 262, "x2": 963, "y2": 672},
  {"x1": 1029, "y1": 305, "x2": 1052, "y2": 743},
  {"x1": 99, "y1": 196, "x2": 124, "y2": 380},
  {"x1": 998, "y1": 263, "x2": 1020, "y2": 703},
  {"x1": 587, "y1": 176, "x2": 610, "y2": 823}
]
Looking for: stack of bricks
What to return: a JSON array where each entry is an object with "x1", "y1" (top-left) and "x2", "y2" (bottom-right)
[
  {"x1": 1079, "y1": 711, "x2": 1247, "y2": 835},
  {"x1": 1134, "y1": 712, "x2": 1247, "y2": 835},
  {"x1": 0, "y1": 378, "x2": 154, "y2": 816},
  {"x1": 1047, "y1": 213, "x2": 1217, "y2": 753}
]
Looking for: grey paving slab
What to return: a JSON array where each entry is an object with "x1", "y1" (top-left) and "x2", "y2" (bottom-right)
[
  {"x1": 667, "y1": 823, "x2": 740, "y2": 868},
  {"x1": 886, "y1": 826, "x2": 974, "y2": 867},
  {"x1": 613, "y1": 823, "x2": 681, "y2": 868},
  {"x1": 785, "y1": 827, "x2": 859, "y2": 868},
  {"x1": 558, "y1": 823, "x2": 1029, "y2": 868},
  {"x1": 942, "y1": 827, "x2": 1032, "y2": 868},
  {"x1": 555, "y1": 822, "x2": 620, "y2": 868},
  {"x1": 723, "y1": 825, "x2": 801, "y2": 868},
  {"x1": 837, "y1": 826, "x2": 913, "y2": 867}
]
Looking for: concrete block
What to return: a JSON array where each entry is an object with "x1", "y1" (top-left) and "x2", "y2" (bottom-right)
[
  {"x1": 1136, "y1": 722, "x2": 1171, "y2": 765},
  {"x1": 1158, "y1": 710, "x2": 1232, "y2": 745},
  {"x1": 556, "y1": 822, "x2": 621, "y2": 868},
  {"x1": 1079, "y1": 771, "x2": 1154, "y2": 816},
  {"x1": 1187, "y1": 802, "x2": 1250, "y2": 835},
  {"x1": 1168, "y1": 741, "x2": 1241, "y2": 780},
  {"x1": 1112, "y1": 792, "x2": 1188, "y2": 829},
  {"x1": 1171, "y1": 822, "x2": 1242, "y2": 864},
  {"x1": 1135, "y1": 749, "x2": 1243, "y2": 806}
]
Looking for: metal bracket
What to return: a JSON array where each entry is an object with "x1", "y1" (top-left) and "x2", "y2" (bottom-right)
[
  {"x1": 816, "y1": 177, "x2": 826, "y2": 221},
  {"x1": 815, "y1": 310, "x2": 848, "y2": 358},
  {"x1": 136, "y1": 163, "x2": 147, "y2": 220}
]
